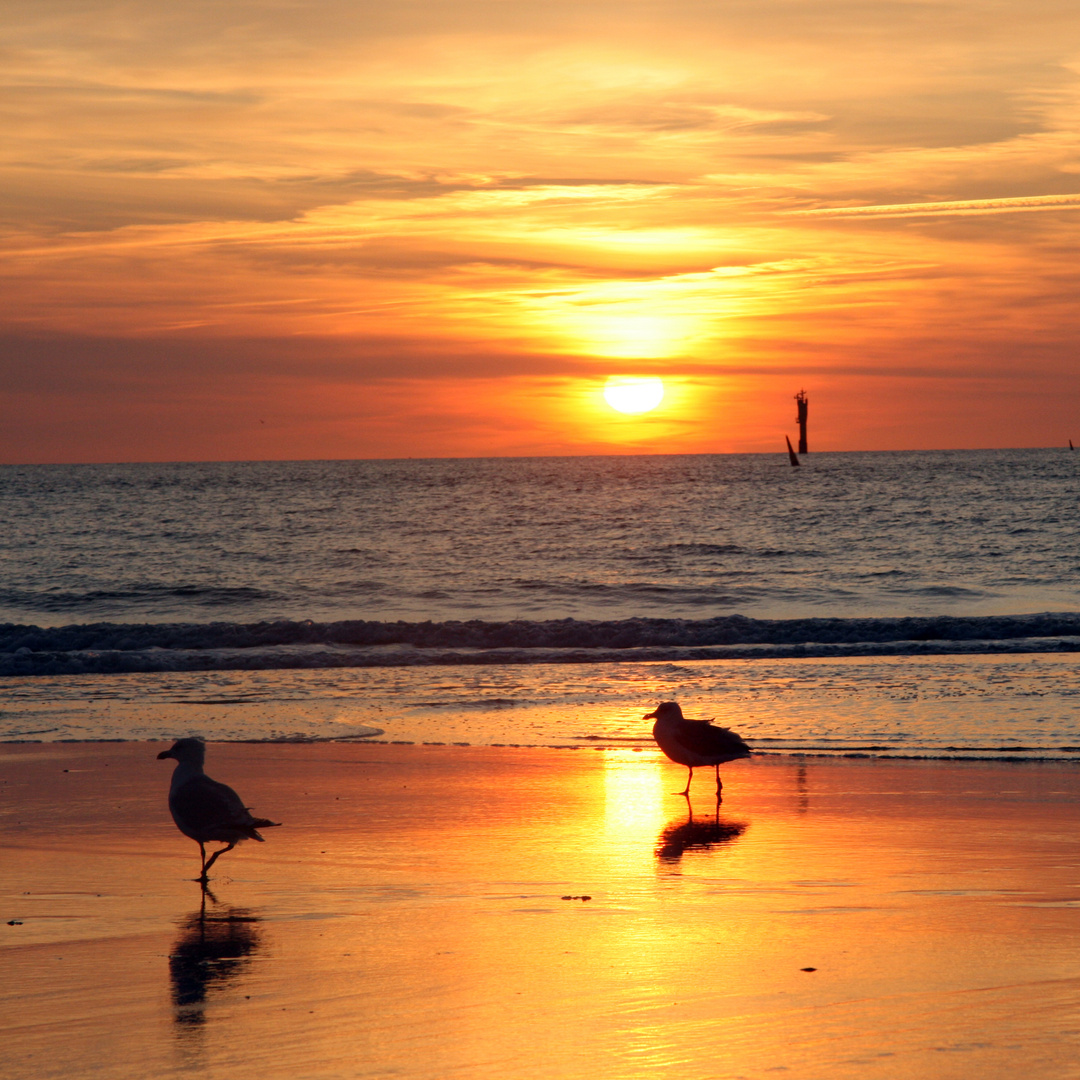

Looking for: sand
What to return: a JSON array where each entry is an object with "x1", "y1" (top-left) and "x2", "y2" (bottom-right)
[{"x1": 2, "y1": 742, "x2": 1080, "y2": 1079}]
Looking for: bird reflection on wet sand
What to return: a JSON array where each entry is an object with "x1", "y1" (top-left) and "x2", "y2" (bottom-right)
[
  {"x1": 170, "y1": 887, "x2": 263, "y2": 1030},
  {"x1": 655, "y1": 798, "x2": 748, "y2": 863}
]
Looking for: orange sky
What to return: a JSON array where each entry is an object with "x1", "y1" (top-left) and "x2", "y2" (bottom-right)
[{"x1": 3, "y1": 0, "x2": 1080, "y2": 462}]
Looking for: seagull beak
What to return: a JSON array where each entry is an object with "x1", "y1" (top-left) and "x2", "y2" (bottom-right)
[
  {"x1": 157, "y1": 749, "x2": 175, "y2": 760},
  {"x1": 642, "y1": 709, "x2": 658, "y2": 719}
]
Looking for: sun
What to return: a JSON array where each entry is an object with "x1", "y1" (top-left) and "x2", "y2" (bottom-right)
[{"x1": 603, "y1": 376, "x2": 665, "y2": 415}]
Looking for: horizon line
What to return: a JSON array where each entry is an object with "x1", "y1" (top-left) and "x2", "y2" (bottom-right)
[{"x1": 0, "y1": 445, "x2": 1072, "y2": 468}]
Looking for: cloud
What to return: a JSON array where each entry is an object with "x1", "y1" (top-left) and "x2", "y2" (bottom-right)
[
  {"x1": 792, "y1": 193, "x2": 1080, "y2": 218},
  {"x1": 4, "y1": 0, "x2": 1080, "y2": 458}
]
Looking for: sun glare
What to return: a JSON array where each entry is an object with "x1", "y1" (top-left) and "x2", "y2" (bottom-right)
[
  {"x1": 603, "y1": 376, "x2": 665, "y2": 415},
  {"x1": 586, "y1": 315, "x2": 679, "y2": 359}
]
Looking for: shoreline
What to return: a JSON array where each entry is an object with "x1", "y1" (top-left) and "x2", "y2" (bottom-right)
[
  {"x1": 4, "y1": 736, "x2": 1080, "y2": 765},
  {"x1": 3, "y1": 649, "x2": 1078, "y2": 755}
]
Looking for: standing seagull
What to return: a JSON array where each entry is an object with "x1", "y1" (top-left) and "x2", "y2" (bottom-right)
[
  {"x1": 158, "y1": 738, "x2": 281, "y2": 881},
  {"x1": 644, "y1": 702, "x2": 751, "y2": 797}
]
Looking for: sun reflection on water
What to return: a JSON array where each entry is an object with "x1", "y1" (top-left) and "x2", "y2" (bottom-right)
[{"x1": 602, "y1": 751, "x2": 668, "y2": 848}]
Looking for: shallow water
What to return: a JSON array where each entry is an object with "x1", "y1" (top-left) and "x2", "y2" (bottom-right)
[{"x1": 3, "y1": 652, "x2": 1078, "y2": 759}]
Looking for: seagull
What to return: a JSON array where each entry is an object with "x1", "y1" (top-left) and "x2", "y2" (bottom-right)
[
  {"x1": 644, "y1": 702, "x2": 751, "y2": 797},
  {"x1": 158, "y1": 738, "x2": 281, "y2": 881}
]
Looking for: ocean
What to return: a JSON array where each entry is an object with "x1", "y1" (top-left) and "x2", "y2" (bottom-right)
[{"x1": 2, "y1": 449, "x2": 1078, "y2": 755}]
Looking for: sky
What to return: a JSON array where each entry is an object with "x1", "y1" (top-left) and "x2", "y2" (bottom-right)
[{"x1": 3, "y1": 0, "x2": 1080, "y2": 462}]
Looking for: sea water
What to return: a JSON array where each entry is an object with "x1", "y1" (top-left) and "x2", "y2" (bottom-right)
[{"x1": 2, "y1": 449, "x2": 1078, "y2": 754}]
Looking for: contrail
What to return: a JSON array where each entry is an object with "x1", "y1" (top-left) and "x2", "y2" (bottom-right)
[{"x1": 790, "y1": 193, "x2": 1080, "y2": 218}]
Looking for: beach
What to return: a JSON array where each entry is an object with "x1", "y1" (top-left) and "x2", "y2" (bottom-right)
[
  {"x1": 4, "y1": 741, "x2": 1080, "y2": 1079},
  {"x1": 3, "y1": 451, "x2": 1079, "y2": 1077}
]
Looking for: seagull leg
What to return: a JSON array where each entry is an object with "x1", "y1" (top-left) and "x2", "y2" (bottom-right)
[
  {"x1": 715, "y1": 765, "x2": 724, "y2": 803},
  {"x1": 197, "y1": 841, "x2": 208, "y2": 882},
  {"x1": 677, "y1": 766, "x2": 694, "y2": 796},
  {"x1": 202, "y1": 842, "x2": 237, "y2": 878}
]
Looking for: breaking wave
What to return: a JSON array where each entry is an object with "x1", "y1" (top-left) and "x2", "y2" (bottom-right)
[{"x1": 3, "y1": 611, "x2": 1078, "y2": 676}]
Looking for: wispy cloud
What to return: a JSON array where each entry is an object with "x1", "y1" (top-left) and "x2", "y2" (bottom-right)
[{"x1": 791, "y1": 194, "x2": 1080, "y2": 219}]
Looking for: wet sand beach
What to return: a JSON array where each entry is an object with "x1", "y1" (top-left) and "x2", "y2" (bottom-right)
[{"x1": 3, "y1": 742, "x2": 1080, "y2": 1079}]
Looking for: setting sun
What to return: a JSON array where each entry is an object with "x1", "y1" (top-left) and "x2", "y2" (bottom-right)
[{"x1": 603, "y1": 377, "x2": 665, "y2": 415}]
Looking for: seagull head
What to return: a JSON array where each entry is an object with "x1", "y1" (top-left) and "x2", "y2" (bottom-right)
[
  {"x1": 643, "y1": 702, "x2": 685, "y2": 722},
  {"x1": 157, "y1": 737, "x2": 206, "y2": 765}
]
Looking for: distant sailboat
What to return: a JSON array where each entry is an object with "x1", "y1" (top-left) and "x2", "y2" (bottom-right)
[{"x1": 785, "y1": 435, "x2": 800, "y2": 467}]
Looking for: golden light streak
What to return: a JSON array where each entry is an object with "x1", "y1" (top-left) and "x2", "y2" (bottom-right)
[{"x1": 602, "y1": 751, "x2": 668, "y2": 844}]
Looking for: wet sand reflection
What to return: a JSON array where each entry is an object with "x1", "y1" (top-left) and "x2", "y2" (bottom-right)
[
  {"x1": 170, "y1": 887, "x2": 263, "y2": 1031},
  {"x1": 795, "y1": 760, "x2": 810, "y2": 813},
  {"x1": 5, "y1": 746, "x2": 1080, "y2": 1079},
  {"x1": 655, "y1": 797, "x2": 748, "y2": 862}
]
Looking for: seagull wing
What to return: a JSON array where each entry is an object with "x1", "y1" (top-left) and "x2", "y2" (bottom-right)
[
  {"x1": 676, "y1": 719, "x2": 752, "y2": 759},
  {"x1": 171, "y1": 775, "x2": 263, "y2": 836}
]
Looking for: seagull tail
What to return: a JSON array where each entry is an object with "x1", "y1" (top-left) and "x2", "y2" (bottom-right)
[
  {"x1": 716, "y1": 727, "x2": 753, "y2": 758},
  {"x1": 244, "y1": 817, "x2": 282, "y2": 841}
]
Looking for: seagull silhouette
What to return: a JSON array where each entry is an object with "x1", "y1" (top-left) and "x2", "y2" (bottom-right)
[
  {"x1": 644, "y1": 701, "x2": 751, "y2": 796},
  {"x1": 158, "y1": 738, "x2": 281, "y2": 881}
]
